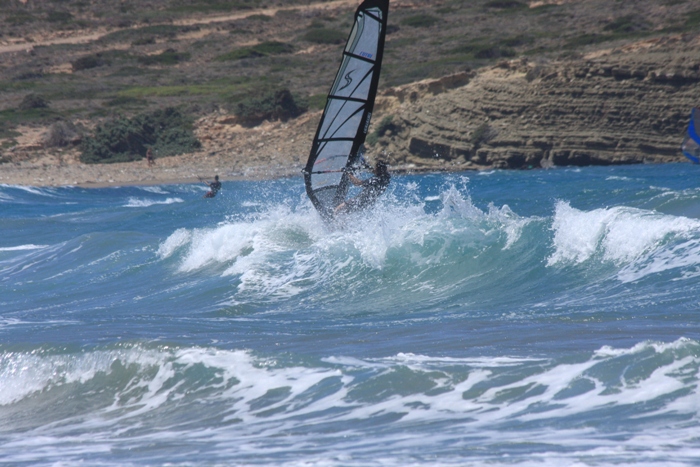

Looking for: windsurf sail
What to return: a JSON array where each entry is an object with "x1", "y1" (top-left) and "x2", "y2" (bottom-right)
[
  {"x1": 682, "y1": 107, "x2": 700, "y2": 164},
  {"x1": 303, "y1": 0, "x2": 389, "y2": 220}
]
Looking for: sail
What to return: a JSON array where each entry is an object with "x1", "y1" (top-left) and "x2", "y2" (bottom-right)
[
  {"x1": 682, "y1": 107, "x2": 700, "y2": 164},
  {"x1": 304, "y1": 0, "x2": 389, "y2": 219}
]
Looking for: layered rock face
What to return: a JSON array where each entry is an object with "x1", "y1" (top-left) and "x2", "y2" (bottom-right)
[{"x1": 371, "y1": 35, "x2": 700, "y2": 170}]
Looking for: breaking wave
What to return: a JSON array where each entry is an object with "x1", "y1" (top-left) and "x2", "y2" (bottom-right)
[{"x1": 1, "y1": 338, "x2": 698, "y2": 465}]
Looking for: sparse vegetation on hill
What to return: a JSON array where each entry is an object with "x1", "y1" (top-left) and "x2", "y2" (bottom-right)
[
  {"x1": 19, "y1": 94, "x2": 49, "y2": 111},
  {"x1": 80, "y1": 107, "x2": 200, "y2": 164},
  {"x1": 234, "y1": 88, "x2": 307, "y2": 126},
  {"x1": 302, "y1": 27, "x2": 346, "y2": 44},
  {"x1": 215, "y1": 41, "x2": 294, "y2": 61},
  {"x1": 0, "y1": 0, "x2": 699, "y2": 176}
]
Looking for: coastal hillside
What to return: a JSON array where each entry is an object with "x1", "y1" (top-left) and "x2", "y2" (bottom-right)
[
  {"x1": 1, "y1": 0, "x2": 699, "y2": 185},
  {"x1": 371, "y1": 36, "x2": 700, "y2": 171}
]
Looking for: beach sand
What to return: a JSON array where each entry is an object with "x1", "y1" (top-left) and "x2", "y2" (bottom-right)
[
  {"x1": 0, "y1": 112, "x2": 316, "y2": 188},
  {"x1": 0, "y1": 149, "x2": 304, "y2": 188}
]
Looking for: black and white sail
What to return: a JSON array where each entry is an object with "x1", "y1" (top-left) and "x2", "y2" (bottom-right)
[{"x1": 303, "y1": 0, "x2": 389, "y2": 219}]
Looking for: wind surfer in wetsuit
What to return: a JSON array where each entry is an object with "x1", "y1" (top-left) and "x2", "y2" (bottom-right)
[
  {"x1": 334, "y1": 161, "x2": 390, "y2": 215},
  {"x1": 204, "y1": 175, "x2": 221, "y2": 198}
]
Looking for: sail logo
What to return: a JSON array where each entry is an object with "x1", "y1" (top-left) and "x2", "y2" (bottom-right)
[
  {"x1": 359, "y1": 51, "x2": 373, "y2": 59},
  {"x1": 338, "y1": 70, "x2": 354, "y2": 91}
]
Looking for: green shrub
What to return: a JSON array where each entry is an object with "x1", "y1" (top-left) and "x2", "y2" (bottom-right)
[
  {"x1": 72, "y1": 54, "x2": 107, "y2": 71},
  {"x1": 0, "y1": 122, "x2": 21, "y2": 140},
  {"x1": 474, "y1": 45, "x2": 515, "y2": 59},
  {"x1": 471, "y1": 122, "x2": 497, "y2": 147},
  {"x1": 501, "y1": 35, "x2": 534, "y2": 47},
  {"x1": 137, "y1": 48, "x2": 190, "y2": 66},
  {"x1": 484, "y1": 0, "x2": 527, "y2": 9},
  {"x1": 400, "y1": 15, "x2": 440, "y2": 28},
  {"x1": 436, "y1": 7, "x2": 457, "y2": 14},
  {"x1": 309, "y1": 19, "x2": 326, "y2": 29},
  {"x1": 307, "y1": 93, "x2": 327, "y2": 110},
  {"x1": 302, "y1": 28, "x2": 346, "y2": 44},
  {"x1": 215, "y1": 48, "x2": 262, "y2": 61},
  {"x1": 99, "y1": 25, "x2": 187, "y2": 44},
  {"x1": 450, "y1": 42, "x2": 516, "y2": 59},
  {"x1": 19, "y1": 94, "x2": 49, "y2": 110},
  {"x1": 235, "y1": 89, "x2": 308, "y2": 126},
  {"x1": 6, "y1": 13, "x2": 36, "y2": 25},
  {"x1": 80, "y1": 107, "x2": 201, "y2": 164},
  {"x1": 563, "y1": 33, "x2": 610, "y2": 49},
  {"x1": 132, "y1": 37, "x2": 156, "y2": 46},
  {"x1": 13, "y1": 71, "x2": 44, "y2": 81},
  {"x1": 247, "y1": 14, "x2": 272, "y2": 21},
  {"x1": 254, "y1": 41, "x2": 294, "y2": 55},
  {"x1": 683, "y1": 9, "x2": 700, "y2": 28},
  {"x1": 46, "y1": 11, "x2": 73, "y2": 23},
  {"x1": 366, "y1": 115, "x2": 395, "y2": 146},
  {"x1": 103, "y1": 96, "x2": 148, "y2": 107},
  {"x1": 603, "y1": 15, "x2": 650, "y2": 33},
  {"x1": 215, "y1": 41, "x2": 294, "y2": 61},
  {"x1": 167, "y1": 0, "x2": 253, "y2": 14}
]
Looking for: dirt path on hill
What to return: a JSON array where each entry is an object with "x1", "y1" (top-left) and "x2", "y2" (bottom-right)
[{"x1": 0, "y1": 0, "x2": 361, "y2": 55}]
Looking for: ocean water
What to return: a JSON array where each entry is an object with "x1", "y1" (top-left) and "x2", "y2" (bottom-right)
[{"x1": 2, "y1": 164, "x2": 700, "y2": 466}]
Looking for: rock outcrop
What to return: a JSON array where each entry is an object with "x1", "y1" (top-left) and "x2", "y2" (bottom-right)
[{"x1": 368, "y1": 34, "x2": 700, "y2": 171}]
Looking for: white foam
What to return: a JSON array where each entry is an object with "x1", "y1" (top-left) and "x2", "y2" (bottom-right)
[
  {"x1": 0, "y1": 244, "x2": 49, "y2": 252},
  {"x1": 155, "y1": 185, "x2": 535, "y2": 303},
  {"x1": 0, "y1": 318, "x2": 27, "y2": 329},
  {"x1": 140, "y1": 186, "x2": 169, "y2": 194},
  {"x1": 548, "y1": 201, "x2": 700, "y2": 268},
  {"x1": 487, "y1": 202, "x2": 535, "y2": 249},
  {"x1": 0, "y1": 346, "x2": 163, "y2": 406},
  {"x1": 124, "y1": 197, "x2": 183, "y2": 208},
  {"x1": 14, "y1": 185, "x2": 57, "y2": 196},
  {"x1": 2, "y1": 339, "x2": 699, "y2": 465},
  {"x1": 605, "y1": 176, "x2": 633, "y2": 181},
  {"x1": 618, "y1": 237, "x2": 700, "y2": 282},
  {"x1": 157, "y1": 227, "x2": 192, "y2": 259}
]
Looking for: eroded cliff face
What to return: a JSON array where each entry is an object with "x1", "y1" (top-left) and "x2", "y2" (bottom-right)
[{"x1": 369, "y1": 34, "x2": 700, "y2": 171}]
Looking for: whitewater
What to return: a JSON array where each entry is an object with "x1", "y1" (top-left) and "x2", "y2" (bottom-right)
[{"x1": 1, "y1": 164, "x2": 700, "y2": 466}]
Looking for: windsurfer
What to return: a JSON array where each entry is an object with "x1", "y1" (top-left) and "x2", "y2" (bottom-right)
[
  {"x1": 335, "y1": 161, "x2": 390, "y2": 214},
  {"x1": 204, "y1": 175, "x2": 221, "y2": 198}
]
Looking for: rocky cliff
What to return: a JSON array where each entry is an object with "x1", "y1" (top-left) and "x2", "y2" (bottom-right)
[{"x1": 368, "y1": 34, "x2": 700, "y2": 171}]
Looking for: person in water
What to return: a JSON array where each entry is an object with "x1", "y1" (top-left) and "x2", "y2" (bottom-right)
[
  {"x1": 334, "y1": 161, "x2": 390, "y2": 214},
  {"x1": 204, "y1": 175, "x2": 221, "y2": 198}
]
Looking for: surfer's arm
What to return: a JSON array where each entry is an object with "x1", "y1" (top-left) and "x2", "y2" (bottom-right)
[{"x1": 347, "y1": 172, "x2": 363, "y2": 186}]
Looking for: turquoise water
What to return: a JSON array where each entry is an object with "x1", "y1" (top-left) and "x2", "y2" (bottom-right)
[{"x1": 2, "y1": 164, "x2": 700, "y2": 466}]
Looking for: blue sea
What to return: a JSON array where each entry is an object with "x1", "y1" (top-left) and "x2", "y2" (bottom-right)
[{"x1": 2, "y1": 164, "x2": 700, "y2": 466}]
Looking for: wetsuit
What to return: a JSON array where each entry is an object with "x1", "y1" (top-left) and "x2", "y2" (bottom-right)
[
  {"x1": 204, "y1": 180, "x2": 221, "y2": 198},
  {"x1": 340, "y1": 174, "x2": 390, "y2": 213}
]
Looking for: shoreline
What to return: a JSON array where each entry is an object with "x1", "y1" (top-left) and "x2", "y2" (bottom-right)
[
  {"x1": 0, "y1": 162, "x2": 458, "y2": 188},
  {"x1": 1, "y1": 155, "x2": 683, "y2": 190}
]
